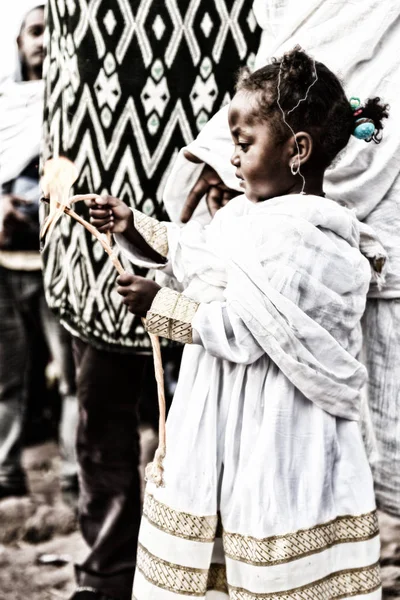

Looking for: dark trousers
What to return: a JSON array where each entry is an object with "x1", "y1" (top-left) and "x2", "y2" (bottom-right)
[
  {"x1": 0, "y1": 266, "x2": 77, "y2": 489},
  {"x1": 72, "y1": 338, "x2": 148, "y2": 600}
]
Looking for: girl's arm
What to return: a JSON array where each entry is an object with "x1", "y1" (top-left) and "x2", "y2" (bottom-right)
[
  {"x1": 114, "y1": 271, "x2": 263, "y2": 363},
  {"x1": 89, "y1": 193, "x2": 232, "y2": 285},
  {"x1": 118, "y1": 208, "x2": 169, "y2": 266},
  {"x1": 122, "y1": 210, "x2": 168, "y2": 265},
  {"x1": 145, "y1": 287, "x2": 264, "y2": 364}
]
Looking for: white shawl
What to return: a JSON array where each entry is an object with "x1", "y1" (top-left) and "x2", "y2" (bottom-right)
[{"x1": 119, "y1": 194, "x2": 384, "y2": 421}]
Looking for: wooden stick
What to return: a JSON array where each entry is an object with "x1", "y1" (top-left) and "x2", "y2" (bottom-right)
[{"x1": 41, "y1": 197, "x2": 167, "y2": 486}]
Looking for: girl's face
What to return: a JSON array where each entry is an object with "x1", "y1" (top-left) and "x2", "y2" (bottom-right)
[{"x1": 228, "y1": 91, "x2": 293, "y2": 202}]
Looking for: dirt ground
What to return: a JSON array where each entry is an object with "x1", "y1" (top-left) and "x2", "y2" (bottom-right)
[
  {"x1": 0, "y1": 442, "x2": 85, "y2": 600},
  {"x1": 0, "y1": 439, "x2": 399, "y2": 600}
]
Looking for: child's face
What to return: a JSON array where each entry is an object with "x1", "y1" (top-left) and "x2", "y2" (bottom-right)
[{"x1": 228, "y1": 91, "x2": 292, "y2": 202}]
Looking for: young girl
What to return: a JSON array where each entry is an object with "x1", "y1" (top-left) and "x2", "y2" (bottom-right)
[{"x1": 90, "y1": 48, "x2": 387, "y2": 599}]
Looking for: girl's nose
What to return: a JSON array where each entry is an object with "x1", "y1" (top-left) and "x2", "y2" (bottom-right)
[{"x1": 230, "y1": 147, "x2": 240, "y2": 166}]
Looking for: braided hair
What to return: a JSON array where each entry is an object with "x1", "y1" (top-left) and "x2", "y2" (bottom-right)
[{"x1": 236, "y1": 47, "x2": 389, "y2": 168}]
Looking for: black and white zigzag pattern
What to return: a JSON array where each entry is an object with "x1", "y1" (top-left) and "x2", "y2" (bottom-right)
[{"x1": 42, "y1": 0, "x2": 261, "y2": 351}]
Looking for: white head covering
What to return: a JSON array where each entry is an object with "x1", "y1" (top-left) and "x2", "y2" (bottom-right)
[
  {"x1": 0, "y1": 2, "x2": 45, "y2": 185},
  {"x1": 0, "y1": 2, "x2": 45, "y2": 84}
]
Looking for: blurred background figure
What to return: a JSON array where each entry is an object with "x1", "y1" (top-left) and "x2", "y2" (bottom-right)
[{"x1": 0, "y1": 4, "x2": 78, "y2": 501}]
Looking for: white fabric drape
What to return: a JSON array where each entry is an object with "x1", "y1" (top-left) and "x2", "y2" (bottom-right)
[{"x1": 0, "y1": 79, "x2": 44, "y2": 187}]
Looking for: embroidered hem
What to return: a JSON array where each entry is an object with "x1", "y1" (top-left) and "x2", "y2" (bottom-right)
[{"x1": 137, "y1": 543, "x2": 380, "y2": 599}]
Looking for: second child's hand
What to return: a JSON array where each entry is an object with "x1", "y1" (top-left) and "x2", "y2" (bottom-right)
[{"x1": 180, "y1": 151, "x2": 240, "y2": 223}]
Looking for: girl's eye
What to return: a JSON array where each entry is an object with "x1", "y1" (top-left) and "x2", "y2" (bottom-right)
[{"x1": 239, "y1": 143, "x2": 249, "y2": 152}]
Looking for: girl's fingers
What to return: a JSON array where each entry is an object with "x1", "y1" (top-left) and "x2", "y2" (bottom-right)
[
  {"x1": 99, "y1": 195, "x2": 121, "y2": 207},
  {"x1": 94, "y1": 195, "x2": 110, "y2": 206},
  {"x1": 90, "y1": 208, "x2": 112, "y2": 219},
  {"x1": 117, "y1": 273, "x2": 136, "y2": 285},
  {"x1": 98, "y1": 223, "x2": 113, "y2": 232},
  {"x1": 90, "y1": 216, "x2": 113, "y2": 226},
  {"x1": 116, "y1": 286, "x2": 130, "y2": 296},
  {"x1": 84, "y1": 197, "x2": 98, "y2": 208}
]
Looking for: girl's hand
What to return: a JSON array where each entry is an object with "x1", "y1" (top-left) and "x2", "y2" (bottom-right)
[
  {"x1": 116, "y1": 273, "x2": 161, "y2": 316},
  {"x1": 88, "y1": 195, "x2": 133, "y2": 233}
]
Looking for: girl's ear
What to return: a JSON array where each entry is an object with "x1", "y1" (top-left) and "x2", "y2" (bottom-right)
[{"x1": 287, "y1": 132, "x2": 313, "y2": 168}]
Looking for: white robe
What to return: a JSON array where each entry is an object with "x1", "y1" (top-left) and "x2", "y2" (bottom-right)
[{"x1": 118, "y1": 194, "x2": 381, "y2": 599}]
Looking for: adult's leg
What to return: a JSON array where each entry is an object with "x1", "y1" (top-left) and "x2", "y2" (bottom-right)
[
  {"x1": 24, "y1": 316, "x2": 53, "y2": 446},
  {"x1": 40, "y1": 297, "x2": 78, "y2": 489},
  {"x1": 0, "y1": 267, "x2": 42, "y2": 495},
  {"x1": 72, "y1": 338, "x2": 147, "y2": 600}
]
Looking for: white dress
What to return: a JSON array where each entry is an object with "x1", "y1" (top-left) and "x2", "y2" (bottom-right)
[{"x1": 118, "y1": 194, "x2": 381, "y2": 600}]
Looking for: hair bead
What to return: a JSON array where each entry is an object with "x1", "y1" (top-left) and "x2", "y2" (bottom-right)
[
  {"x1": 349, "y1": 97, "x2": 377, "y2": 141},
  {"x1": 353, "y1": 119, "x2": 375, "y2": 140},
  {"x1": 349, "y1": 97, "x2": 361, "y2": 110}
]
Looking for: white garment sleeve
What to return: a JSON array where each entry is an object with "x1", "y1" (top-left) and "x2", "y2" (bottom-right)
[
  {"x1": 114, "y1": 230, "x2": 172, "y2": 272},
  {"x1": 114, "y1": 208, "x2": 177, "y2": 274},
  {"x1": 192, "y1": 301, "x2": 264, "y2": 365}
]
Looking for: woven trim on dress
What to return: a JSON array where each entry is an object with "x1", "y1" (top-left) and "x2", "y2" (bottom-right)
[
  {"x1": 142, "y1": 493, "x2": 378, "y2": 565},
  {"x1": 224, "y1": 510, "x2": 379, "y2": 566},
  {"x1": 136, "y1": 544, "x2": 380, "y2": 599},
  {"x1": 229, "y1": 562, "x2": 381, "y2": 600},
  {"x1": 133, "y1": 209, "x2": 168, "y2": 257},
  {"x1": 137, "y1": 543, "x2": 208, "y2": 596},
  {"x1": 143, "y1": 492, "x2": 218, "y2": 542},
  {"x1": 146, "y1": 287, "x2": 199, "y2": 344}
]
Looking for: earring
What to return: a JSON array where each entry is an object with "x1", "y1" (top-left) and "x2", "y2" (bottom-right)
[{"x1": 291, "y1": 161, "x2": 300, "y2": 176}]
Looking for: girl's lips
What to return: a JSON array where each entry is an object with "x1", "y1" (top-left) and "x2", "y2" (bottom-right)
[{"x1": 236, "y1": 172, "x2": 245, "y2": 186}]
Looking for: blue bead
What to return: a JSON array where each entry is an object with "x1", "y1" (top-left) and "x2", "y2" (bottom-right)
[
  {"x1": 353, "y1": 121, "x2": 375, "y2": 140},
  {"x1": 349, "y1": 96, "x2": 361, "y2": 110}
]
